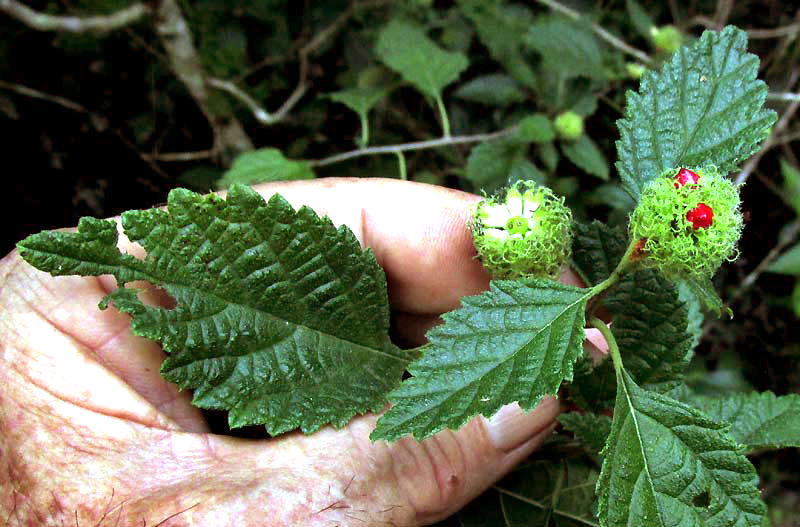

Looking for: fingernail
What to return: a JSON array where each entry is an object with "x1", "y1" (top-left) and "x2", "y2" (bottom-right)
[{"x1": 484, "y1": 397, "x2": 560, "y2": 452}]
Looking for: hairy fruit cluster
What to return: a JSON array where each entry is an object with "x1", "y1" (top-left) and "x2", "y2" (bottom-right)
[
  {"x1": 629, "y1": 166, "x2": 743, "y2": 278},
  {"x1": 471, "y1": 181, "x2": 572, "y2": 279}
]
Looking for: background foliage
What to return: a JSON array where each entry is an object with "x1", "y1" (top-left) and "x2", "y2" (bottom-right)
[{"x1": 2, "y1": 0, "x2": 800, "y2": 524}]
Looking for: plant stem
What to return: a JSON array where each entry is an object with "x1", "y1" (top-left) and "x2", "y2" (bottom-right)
[
  {"x1": 308, "y1": 126, "x2": 516, "y2": 168},
  {"x1": 587, "y1": 236, "x2": 640, "y2": 298},
  {"x1": 591, "y1": 316, "x2": 621, "y2": 374},
  {"x1": 395, "y1": 151, "x2": 407, "y2": 180},
  {"x1": 435, "y1": 95, "x2": 451, "y2": 138},
  {"x1": 207, "y1": 78, "x2": 274, "y2": 124},
  {"x1": 0, "y1": 0, "x2": 149, "y2": 32},
  {"x1": 359, "y1": 113, "x2": 370, "y2": 148}
]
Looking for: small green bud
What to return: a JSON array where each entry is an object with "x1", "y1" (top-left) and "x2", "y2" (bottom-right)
[
  {"x1": 629, "y1": 165, "x2": 744, "y2": 278},
  {"x1": 471, "y1": 181, "x2": 573, "y2": 279},
  {"x1": 650, "y1": 25, "x2": 682, "y2": 54},
  {"x1": 554, "y1": 111, "x2": 584, "y2": 141},
  {"x1": 625, "y1": 62, "x2": 646, "y2": 80}
]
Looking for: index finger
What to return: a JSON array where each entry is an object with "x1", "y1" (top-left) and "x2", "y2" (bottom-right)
[
  {"x1": 251, "y1": 178, "x2": 583, "y2": 315},
  {"x1": 251, "y1": 177, "x2": 489, "y2": 315}
]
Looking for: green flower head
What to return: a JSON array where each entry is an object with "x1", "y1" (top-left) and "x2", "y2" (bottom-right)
[
  {"x1": 629, "y1": 165, "x2": 744, "y2": 278},
  {"x1": 471, "y1": 181, "x2": 572, "y2": 279}
]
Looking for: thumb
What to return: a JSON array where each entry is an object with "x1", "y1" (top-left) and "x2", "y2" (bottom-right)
[{"x1": 387, "y1": 397, "x2": 561, "y2": 524}]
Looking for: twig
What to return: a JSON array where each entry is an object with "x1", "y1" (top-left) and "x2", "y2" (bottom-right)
[
  {"x1": 712, "y1": 0, "x2": 733, "y2": 30},
  {"x1": 212, "y1": 1, "x2": 364, "y2": 127},
  {"x1": 140, "y1": 149, "x2": 216, "y2": 162},
  {"x1": 735, "y1": 71, "x2": 800, "y2": 185},
  {"x1": 0, "y1": 0, "x2": 149, "y2": 32},
  {"x1": 727, "y1": 219, "x2": 800, "y2": 305},
  {"x1": 308, "y1": 126, "x2": 517, "y2": 168},
  {"x1": 273, "y1": 1, "x2": 360, "y2": 123},
  {"x1": 153, "y1": 0, "x2": 252, "y2": 157},
  {"x1": 0, "y1": 79, "x2": 87, "y2": 113},
  {"x1": 534, "y1": 0, "x2": 652, "y2": 65},
  {"x1": 748, "y1": 22, "x2": 800, "y2": 40},
  {"x1": 768, "y1": 92, "x2": 800, "y2": 102},
  {"x1": 207, "y1": 78, "x2": 273, "y2": 124}
]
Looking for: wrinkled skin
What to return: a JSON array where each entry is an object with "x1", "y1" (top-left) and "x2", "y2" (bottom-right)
[{"x1": 0, "y1": 179, "x2": 600, "y2": 526}]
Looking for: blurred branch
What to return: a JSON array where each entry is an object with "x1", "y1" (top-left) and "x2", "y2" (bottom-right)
[
  {"x1": 735, "y1": 70, "x2": 800, "y2": 185},
  {"x1": 207, "y1": 78, "x2": 273, "y2": 124},
  {"x1": 0, "y1": 0, "x2": 149, "y2": 32},
  {"x1": 153, "y1": 0, "x2": 253, "y2": 159},
  {"x1": 0, "y1": 79, "x2": 109, "y2": 130},
  {"x1": 748, "y1": 22, "x2": 800, "y2": 40},
  {"x1": 141, "y1": 149, "x2": 216, "y2": 162},
  {"x1": 0, "y1": 79, "x2": 87, "y2": 113},
  {"x1": 768, "y1": 92, "x2": 800, "y2": 102},
  {"x1": 711, "y1": 0, "x2": 733, "y2": 30},
  {"x1": 534, "y1": 0, "x2": 652, "y2": 65},
  {"x1": 309, "y1": 126, "x2": 517, "y2": 168},
  {"x1": 211, "y1": 0, "x2": 363, "y2": 127},
  {"x1": 727, "y1": 219, "x2": 800, "y2": 306}
]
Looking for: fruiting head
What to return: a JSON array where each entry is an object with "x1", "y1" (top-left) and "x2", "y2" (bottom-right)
[
  {"x1": 471, "y1": 181, "x2": 572, "y2": 279},
  {"x1": 628, "y1": 165, "x2": 743, "y2": 278}
]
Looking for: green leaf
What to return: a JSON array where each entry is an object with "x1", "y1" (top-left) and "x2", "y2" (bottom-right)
[
  {"x1": 464, "y1": 138, "x2": 527, "y2": 193},
  {"x1": 516, "y1": 113, "x2": 556, "y2": 144},
  {"x1": 779, "y1": 159, "x2": 800, "y2": 214},
  {"x1": 676, "y1": 279, "x2": 705, "y2": 350},
  {"x1": 454, "y1": 73, "x2": 527, "y2": 106},
  {"x1": 538, "y1": 141, "x2": 560, "y2": 172},
  {"x1": 371, "y1": 279, "x2": 589, "y2": 441},
  {"x1": 559, "y1": 412, "x2": 613, "y2": 453},
  {"x1": 497, "y1": 459, "x2": 600, "y2": 526},
  {"x1": 767, "y1": 243, "x2": 800, "y2": 275},
  {"x1": 561, "y1": 134, "x2": 610, "y2": 180},
  {"x1": 604, "y1": 269, "x2": 692, "y2": 392},
  {"x1": 570, "y1": 220, "x2": 628, "y2": 287},
  {"x1": 585, "y1": 184, "x2": 637, "y2": 212},
  {"x1": 597, "y1": 369, "x2": 766, "y2": 527},
  {"x1": 326, "y1": 86, "x2": 390, "y2": 117},
  {"x1": 685, "y1": 353, "x2": 754, "y2": 397},
  {"x1": 375, "y1": 18, "x2": 468, "y2": 100},
  {"x1": 525, "y1": 14, "x2": 608, "y2": 82},
  {"x1": 677, "y1": 390, "x2": 800, "y2": 453},
  {"x1": 217, "y1": 148, "x2": 315, "y2": 189},
  {"x1": 682, "y1": 275, "x2": 732, "y2": 317},
  {"x1": 18, "y1": 185, "x2": 409, "y2": 435},
  {"x1": 626, "y1": 0, "x2": 656, "y2": 41},
  {"x1": 458, "y1": 0, "x2": 537, "y2": 87},
  {"x1": 617, "y1": 26, "x2": 777, "y2": 201}
]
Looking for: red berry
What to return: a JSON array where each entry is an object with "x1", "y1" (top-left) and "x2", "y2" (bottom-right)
[
  {"x1": 674, "y1": 168, "x2": 700, "y2": 188},
  {"x1": 686, "y1": 203, "x2": 713, "y2": 229}
]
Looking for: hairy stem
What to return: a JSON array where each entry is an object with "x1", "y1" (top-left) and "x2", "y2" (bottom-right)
[
  {"x1": 591, "y1": 316, "x2": 621, "y2": 375},
  {"x1": 435, "y1": 95, "x2": 451, "y2": 138},
  {"x1": 359, "y1": 113, "x2": 370, "y2": 148},
  {"x1": 395, "y1": 151, "x2": 407, "y2": 181}
]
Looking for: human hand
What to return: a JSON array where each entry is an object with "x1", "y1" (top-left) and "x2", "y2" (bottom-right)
[{"x1": 0, "y1": 178, "x2": 594, "y2": 527}]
